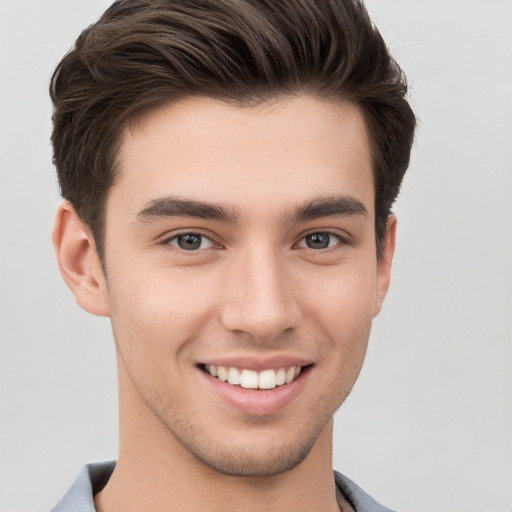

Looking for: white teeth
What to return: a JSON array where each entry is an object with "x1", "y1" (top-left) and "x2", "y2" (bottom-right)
[
  {"x1": 206, "y1": 364, "x2": 303, "y2": 389},
  {"x1": 240, "y1": 369, "x2": 259, "y2": 389},
  {"x1": 258, "y1": 369, "x2": 276, "y2": 389},
  {"x1": 217, "y1": 366, "x2": 228, "y2": 382},
  {"x1": 227, "y1": 367, "x2": 240, "y2": 385}
]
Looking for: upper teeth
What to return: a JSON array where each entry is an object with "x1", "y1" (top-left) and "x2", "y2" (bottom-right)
[{"x1": 205, "y1": 365, "x2": 302, "y2": 389}]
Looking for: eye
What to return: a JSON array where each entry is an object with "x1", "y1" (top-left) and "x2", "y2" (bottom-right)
[
  {"x1": 167, "y1": 233, "x2": 215, "y2": 251},
  {"x1": 297, "y1": 232, "x2": 342, "y2": 250}
]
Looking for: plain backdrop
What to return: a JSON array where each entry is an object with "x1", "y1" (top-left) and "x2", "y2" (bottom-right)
[{"x1": 0, "y1": 1, "x2": 511, "y2": 511}]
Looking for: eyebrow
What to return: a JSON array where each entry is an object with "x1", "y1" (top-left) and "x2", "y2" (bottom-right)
[
  {"x1": 134, "y1": 194, "x2": 368, "y2": 225},
  {"x1": 135, "y1": 196, "x2": 241, "y2": 224},
  {"x1": 285, "y1": 195, "x2": 368, "y2": 223}
]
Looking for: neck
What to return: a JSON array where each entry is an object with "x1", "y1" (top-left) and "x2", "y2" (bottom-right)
[{"x1": 95, "y1": 364, "x2": 340, "y2": 512}]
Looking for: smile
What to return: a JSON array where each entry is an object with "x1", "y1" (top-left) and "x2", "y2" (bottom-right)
[{"x1": 203, "y1": 364, "x2": 302, "y2": 390}]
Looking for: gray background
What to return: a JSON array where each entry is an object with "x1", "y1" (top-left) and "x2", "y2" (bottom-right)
[{"x1": 0, "y1": 1, "x2": 511, "y2": 511}]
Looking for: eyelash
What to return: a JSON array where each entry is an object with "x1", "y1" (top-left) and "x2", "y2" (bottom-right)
[
  {"x1": 295, "y1": 230, "x2": 347, "y2": 250},
  {"x1": 161, "y1": 230, "x2": 349, "y2": 253},
  {"x1": 162, "y1": 231, "x2": 217, "y2": 252}
]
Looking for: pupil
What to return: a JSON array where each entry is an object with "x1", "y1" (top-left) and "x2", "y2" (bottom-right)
[
  {"x1": 178, "y1": 234, "x2": 201, "y2": 250},
  {"x1": 306, "y1": 233, "x2": 330, "y2": 249}
]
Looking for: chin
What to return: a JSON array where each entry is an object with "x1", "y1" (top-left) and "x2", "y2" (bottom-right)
[
  {"x1": 188, "y1": 439, "x2": 314, "y2": 477},
  {"x1": 159, "y1": 408, "x2": 334, "y2": 478}
]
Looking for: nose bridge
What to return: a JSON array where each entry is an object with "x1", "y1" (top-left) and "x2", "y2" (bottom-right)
[{"x1": 220, "y1": 240, "x2": 300, "y2": 341}]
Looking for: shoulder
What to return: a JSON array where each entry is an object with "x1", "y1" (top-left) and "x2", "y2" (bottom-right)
[
  {"x1": 334, "y1": 471, "x2": 398, "y2": 512},
  {"x1": 51, "y1": 461, "x2": 115, "y2": 512}
]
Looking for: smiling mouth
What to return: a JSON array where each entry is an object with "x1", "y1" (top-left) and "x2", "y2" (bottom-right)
[{"x1": 200, "y1": 364, "x2": 306, "y2": 390}]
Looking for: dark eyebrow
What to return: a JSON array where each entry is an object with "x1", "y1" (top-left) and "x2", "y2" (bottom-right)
[
  {"x1": 286, "y1": 195, "x2": 368, "y2": 223},
  {"x1": 135, "y1": 196, "x2": 241, "y2": 224},
  {"x1": 135, "y1": 194, "x2": 367, "y2": 225}
]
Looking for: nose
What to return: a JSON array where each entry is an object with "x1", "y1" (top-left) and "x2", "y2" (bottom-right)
[{"x1": 219, "y1": 245, "x2": 301, "y2": 342}]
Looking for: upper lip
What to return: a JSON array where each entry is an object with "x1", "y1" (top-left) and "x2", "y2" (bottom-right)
[{"x1": 198, "y1": 354, "x2": 313, "y2": 371}]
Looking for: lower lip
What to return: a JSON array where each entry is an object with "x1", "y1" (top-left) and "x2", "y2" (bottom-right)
[{"x1": 198, "y1": 366, "x2": 311, "y2": 416}]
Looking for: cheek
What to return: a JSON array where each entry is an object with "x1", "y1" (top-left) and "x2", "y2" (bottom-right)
[
  {"x1": 300, "y1": 262, "x2": 377, "y2": 376},
  {"x1": 106, "y1": 260, "x2": 222, "y2": 359},
  {"x1": 302, "y1": 262, "x2": 378, "y2": 329}
]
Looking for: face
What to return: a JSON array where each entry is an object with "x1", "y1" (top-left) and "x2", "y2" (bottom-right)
[{"x1": 101, "y1": 96, "x2": 393, "y2": 476}]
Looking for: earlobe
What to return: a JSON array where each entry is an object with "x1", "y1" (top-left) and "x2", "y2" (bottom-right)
[
  {"x1": 373, "y1": 215, "x2": 397, "y2": 317},
  {"x1": 52, "y1": 201, "x2": 110, "y2": 317}
]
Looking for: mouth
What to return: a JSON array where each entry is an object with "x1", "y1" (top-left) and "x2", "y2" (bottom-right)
[
  {"x1": 199, "y1": 364, "x2": 307, "y2": 390},
  {"x1": 197, "y1": 360, "x2": 313, "y2": 415}
]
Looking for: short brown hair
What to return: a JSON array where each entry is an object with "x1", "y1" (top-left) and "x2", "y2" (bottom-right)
[{"x1": 50, "y1": 0, "x2": 416, "y2": 259}]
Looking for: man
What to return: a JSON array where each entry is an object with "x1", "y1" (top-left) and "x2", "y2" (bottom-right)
[{"x1": 50, "y1": 0, "x2": 415, "y2": 511}]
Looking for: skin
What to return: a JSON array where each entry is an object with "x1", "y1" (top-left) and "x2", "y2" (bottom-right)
[{"x1": 53, "y1": 95, "x2": 396, "y2": 512}]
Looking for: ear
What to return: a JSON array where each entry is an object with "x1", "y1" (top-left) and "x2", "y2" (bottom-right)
[
  {"x1": 373, "y1": 215, "x2": 397, "y2": 317},
  {"x1": 52, "y1": 201, "x2": 110, "y2": 317}
]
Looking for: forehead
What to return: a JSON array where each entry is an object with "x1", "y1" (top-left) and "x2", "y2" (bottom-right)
[{"x1": 112, "y1": 95, "x2": 374, "y2": 221}]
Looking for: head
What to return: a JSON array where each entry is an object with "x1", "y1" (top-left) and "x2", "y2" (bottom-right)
[
  {"x1": 50, "y1": 0, "x2": 415, "y2": 262},
  {"x1": 51, "y1": 0, "x2": 415, "y2": 479}
]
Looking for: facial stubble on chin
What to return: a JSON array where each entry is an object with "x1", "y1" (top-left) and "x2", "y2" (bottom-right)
[
  {"x1": 137, "y1": 375, "x2": 353, "y2": 478},
  {"x1": 167, "y1": 362, "x2": 366, "y2": 477},
  {"x1": 161, "y1": 409, "x2": 327, "y2": 478}
]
